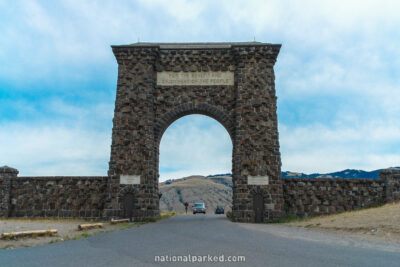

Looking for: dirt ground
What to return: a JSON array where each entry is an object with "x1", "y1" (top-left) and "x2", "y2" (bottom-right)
[
  {"x1": 0, "y1": 212, "x2": 175, "y2": 250},
  {"x1": 285, "y1": 202, "x2": 400, "y2": 244}
]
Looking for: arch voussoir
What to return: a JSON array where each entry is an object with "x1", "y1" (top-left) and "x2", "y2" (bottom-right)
[{"x1": 154, "y1": 102, "x2": 234, "y2": 145}]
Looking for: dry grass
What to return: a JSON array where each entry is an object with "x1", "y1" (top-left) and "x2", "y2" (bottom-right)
[
  {"x1": 0, "y1": 212, "x2": 176, "y2": 250},
  {"x1": 286, "y1": 202, "x2": 400, "y2": 243},
  {"x1": 160, "y1": 211, "x2": 176, "y2": 218}
]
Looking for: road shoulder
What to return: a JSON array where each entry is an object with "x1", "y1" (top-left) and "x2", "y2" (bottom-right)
[{"x1": 237, "y1": 222, "x2": 400, "y2": 253}]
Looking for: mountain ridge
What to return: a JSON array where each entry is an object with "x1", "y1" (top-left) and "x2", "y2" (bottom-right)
[
  {"x1": 282, "y1": 167, "x2": 400, "y2": 179},
  {"x1": 200, "y1": 167, "x2": 400, "y2": 179}
]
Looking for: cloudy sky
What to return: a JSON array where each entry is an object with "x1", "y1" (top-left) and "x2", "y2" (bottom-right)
[{"x1": 1, "y1": 0, "x2": 399, "y2": 180}]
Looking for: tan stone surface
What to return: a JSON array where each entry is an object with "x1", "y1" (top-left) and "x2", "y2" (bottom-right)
[{"x1": 157, "y1": 71, "x2": 234, "y2": 86}]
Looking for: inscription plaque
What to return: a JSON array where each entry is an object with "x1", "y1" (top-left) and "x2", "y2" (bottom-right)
[
  {"x1": 157, "y1": 71, "x2": 234, "y2": 86},
  {"x1": 120, "y1": 175, "x2": 140, "y2": 185},
  {"x1": 248, "y1": 175, "x2": 269, "y2": 185}
]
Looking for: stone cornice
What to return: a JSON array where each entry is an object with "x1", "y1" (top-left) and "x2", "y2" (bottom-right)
[{"x1": 111, "y1": 42, "x2": 281, "y2": 50}]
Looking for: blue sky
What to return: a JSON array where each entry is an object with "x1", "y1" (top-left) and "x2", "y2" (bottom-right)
[{"x1": 1, "y1": 0, "x2": 399, "y2": 180}]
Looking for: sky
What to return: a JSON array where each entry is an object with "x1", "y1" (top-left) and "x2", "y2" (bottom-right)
[{"x1": 0, "y1": 0, "x2": 399, "y2": 181}]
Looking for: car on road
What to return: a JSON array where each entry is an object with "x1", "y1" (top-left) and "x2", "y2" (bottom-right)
[
  {"x1": 215, "y1": 206, "x2": 224, "y2": 214},
  {"x1": 192, "y1": 203, "x2": 206, "y2": 214}
]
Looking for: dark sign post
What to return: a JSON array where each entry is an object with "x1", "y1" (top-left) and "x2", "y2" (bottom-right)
[{"x1": 184, "y1": 202, "x2": 189, "y2": 214}]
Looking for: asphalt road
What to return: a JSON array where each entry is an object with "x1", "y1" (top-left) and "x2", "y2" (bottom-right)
[{"x1": 1, "y1": 215, "x2": 400, "y2": 267}]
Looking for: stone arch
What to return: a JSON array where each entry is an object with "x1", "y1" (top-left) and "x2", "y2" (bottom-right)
[
  {"x1": 154, "y1": 102, "x2": 234, "y2": 145},
  {"x1": 153, "y1": 102, "x2": 234, "y2": 173},
  {"x1": 118, "y1": 185, "x2": 138, "y2": 198},
  {"x1": 107, "y1": 42, "x2": 283, "y2": 223},
  {"x1": 250, "y1": 186, "x2": 271, "y2": 199}
]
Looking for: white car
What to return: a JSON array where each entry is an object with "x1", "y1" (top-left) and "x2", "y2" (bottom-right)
[{"x1": 192, "y1": 203, "x2": 206, "y2": 214}]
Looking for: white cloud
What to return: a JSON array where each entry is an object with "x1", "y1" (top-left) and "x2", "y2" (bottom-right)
[
  {"x1": 0, "y1": 123, "x2": 111, "y2": 176},
  {"x1": 280, "y1": 121, "x2": 400, "y2": 173},
  {"x1": 1, "y1": 97, "x2": 115, "y2": 130},
  {"x1": 0, "y1": 0, "x2": 144, "y2": 80},
  {"x1": 138, "y1": 0, "x2": 205, "y2": 22},
  {"x1": 24, "y1": 0, "x2": 57, "y2": 37},
  {"x1": 0, "y1": 98, "x2": 114, "y2": 176},
  {"x1": 45, "y1": 98, "x2": 114, "y2": 127},
  {"x1": 159, "y1": 115, "x2": 232, "y2": 181},
  {"x1": 1, "y1": 0, "x2": 399, "y2": 176},
  {"x1": 1, "y1": 0, "x2": 399, "y2": 79}
]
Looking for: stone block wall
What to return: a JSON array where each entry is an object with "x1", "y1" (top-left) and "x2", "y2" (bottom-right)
[
  {"x1": 282, "y1": 178, "x2": 386, "y2": 217},
  {"x1": 1, "y1": 166, "x2": 400, "y2": 220},
  {"x1": 379, "y1": 168, "x2": 400, "y2": 203},
  {"x1": 282, "y1": 168, "x2": 400, "y2": 217},
  {"x1": 0, "y1": 167, "x2": 107, "y2": 219},
  {"x1": 9, "y1": 176, "x2": 107, "y2": 218}
]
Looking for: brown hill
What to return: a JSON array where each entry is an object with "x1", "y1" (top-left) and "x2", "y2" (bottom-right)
[{"x1": 159, "y1": 175, "x2": 232, "y2": 213}]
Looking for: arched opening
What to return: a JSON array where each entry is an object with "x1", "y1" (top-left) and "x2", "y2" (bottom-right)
[{"x1": 158, "y1": 114, "x2": 233, "y2": 216}]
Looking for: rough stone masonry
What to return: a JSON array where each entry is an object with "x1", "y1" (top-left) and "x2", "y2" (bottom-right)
[
  {"x1": 1, "y1": 42, "x2": 399, "y2": 222},
  {"x1": 105, "y1": 42, "x2": 284, "y2": 222}
]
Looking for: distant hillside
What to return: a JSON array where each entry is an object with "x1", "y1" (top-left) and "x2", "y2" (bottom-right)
[
  {"x1": 206, "y1": 167, "x2": 400, "y2": 179},
  {"x1": 159, "y1": 175, "x2": 232, "y2": 213},
  {"x1": 282, "y1": 167, "x2": 400, "y2": 179}
]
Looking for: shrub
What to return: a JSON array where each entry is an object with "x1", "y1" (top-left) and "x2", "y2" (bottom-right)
[{"x1": 226, "y1": 211, "x2": 232, "y2": 221}]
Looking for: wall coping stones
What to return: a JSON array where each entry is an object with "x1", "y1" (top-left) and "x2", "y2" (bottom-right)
[
  {"x1": 0, "y1": 166, "x2": 19, "y2": 174},
  {"x1": 283, "y1": 178, "x2": 383, "y2": 183},
  {"x1": 17, "y1": 176, "x2": 108, "y2": 181},
  {"x1": 379, "y1": 167, "x2": 400, "y2": 177}
]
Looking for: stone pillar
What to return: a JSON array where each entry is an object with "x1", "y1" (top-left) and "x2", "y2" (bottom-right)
[
  {"x1": 106, "y1": 46, "x2": 159, "y2": 220},
  {"x1": 379, "y1": 168, "x2": 400, "y2": 203},
  {"x1": 0, "y1": 166, "x2": 18, "y2": 218},
  {"x1": 232, "y1": 45, "x2": 284, "y2": 222}
]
